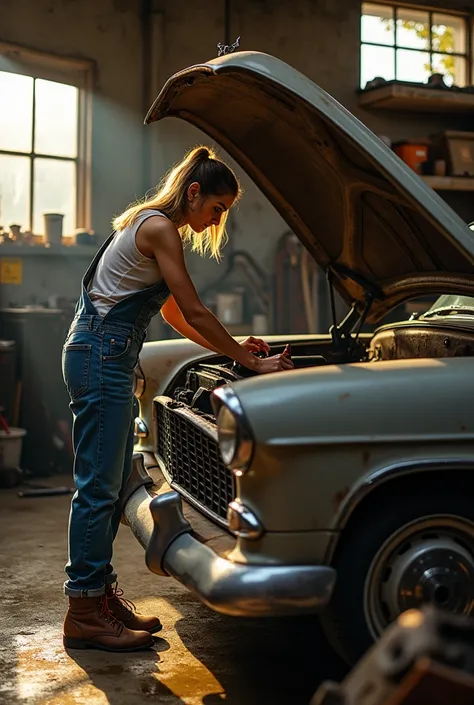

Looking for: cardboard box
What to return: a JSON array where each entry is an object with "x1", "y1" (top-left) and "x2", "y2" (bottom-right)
[{"x1": 431, "y1": 131, "x2": 474, "y2": 177}]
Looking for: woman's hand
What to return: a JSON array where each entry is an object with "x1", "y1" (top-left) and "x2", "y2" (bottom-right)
[
  {"x1": 242, "y1": 340, "x2": 294, "y2": 374},
  {"x1": 240, "y1": 336, "x2": 271, "y2": 356},
  {"x1": 254, "y1": 352, "x2": 294, "y2": 374}
]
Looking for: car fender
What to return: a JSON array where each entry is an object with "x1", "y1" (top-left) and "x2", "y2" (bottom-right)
[
  {"x1": 324, "y1": 457, "x2": 474, "y2": 563},
  {"x1": 230, "y1": 357, "x2": 474, "y2": 533},
  {"x1": 233, "y1": 357, "x2": 474, "y2": 446}
]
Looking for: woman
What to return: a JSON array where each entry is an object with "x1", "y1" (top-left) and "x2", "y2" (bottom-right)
[{"x1": 62, "y1": 146, "x2": 294, "y2": 652}]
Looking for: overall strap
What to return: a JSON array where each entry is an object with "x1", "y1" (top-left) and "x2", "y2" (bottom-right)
[{"x1": 81, "y1": 232, "x2": 116, "y2": 290}]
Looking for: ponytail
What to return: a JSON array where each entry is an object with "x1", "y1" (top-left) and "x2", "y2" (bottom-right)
[{"x1": 112, "y1": 146, "x2": 241, "y2": 260}]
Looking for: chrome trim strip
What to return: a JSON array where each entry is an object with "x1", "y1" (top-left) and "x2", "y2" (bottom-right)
[
  {"x1": 267, "y1": 431, "x2": 474, "y2": 445},
  {"x1": 325, "y1": 458, "x2": 474, "y2": 564}
]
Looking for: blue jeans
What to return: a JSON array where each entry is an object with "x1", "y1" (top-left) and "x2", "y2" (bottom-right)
[{"x1": 62, "y1": 315, "x2": 143, "y2": 596}]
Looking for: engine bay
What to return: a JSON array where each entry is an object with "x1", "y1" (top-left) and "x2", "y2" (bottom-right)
[
  {"x1": 166, "y1": 321, "x2": 474, "y2": 420},
  {"x1": 169, "y1": 340, "x2": 360, "y2": 418},
  {"x1": 150, "y1": 319, "x2": 474, "y2": 523}
]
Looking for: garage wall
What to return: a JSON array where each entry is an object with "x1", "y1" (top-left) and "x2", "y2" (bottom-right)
[
  {"x1": 1, "y1": 0, "x2": 473, "y2": 310},
  {"x1": 0, "y1": 0, "x2": 144, "y2": 308},
  {"x1": 147, "y1": 0, "x2": 474, "y2": 290}
]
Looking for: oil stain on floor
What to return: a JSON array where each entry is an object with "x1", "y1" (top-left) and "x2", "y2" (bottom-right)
[{"x1": 0, "y1": 480, "x2": 346, "y2": 704}]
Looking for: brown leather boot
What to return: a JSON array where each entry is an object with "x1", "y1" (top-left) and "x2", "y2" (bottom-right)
[
  {"x1": 107, "y1": 583, "x2": 162, "y2": 635},
  {"x1": 63, "y1": 594, "x2": 154, "y2": 652}
]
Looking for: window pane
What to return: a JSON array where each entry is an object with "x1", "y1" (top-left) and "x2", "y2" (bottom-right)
[
  {"x1": 0, "y1": 155, "x2": 30, "y2": 231},
  {"x1": 396, "y1": 8, "x2": 429, "y2": 50},
  {"x1": 34, "y1": 79, "x2": 78, "y2": 158},
  {"x1": 0, "y1": 71, "x2": 33, "y2": 153},
  {"x1": 432, "y1": 14, "x2": 466, "y2": 54},
  {"x1": 396, "y1": 49, "x2": 431, "y2": 83},
  {"x1": 432, "y1": 54, "x2": 467, "y2": 87},
  {"x1": 361, "y1": 3, "x2": 394, "y2": 45},
  {"x1": 360, "y1": 44, "x2": 395, "y2": 88},
  {"x1": 33, "y1": 158, "x2": 76, "y2": 236}
]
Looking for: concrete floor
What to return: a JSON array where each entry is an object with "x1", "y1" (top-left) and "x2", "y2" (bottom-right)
[{"x1": 0, "y1": 477, "x2": 347, "y2": 705}]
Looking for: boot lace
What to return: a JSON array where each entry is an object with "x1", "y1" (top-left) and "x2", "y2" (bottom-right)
[
  {"x1": 110, "y1": 583, "x2": 137, "y2": 620},
  {"x1": 99, "y1": 593, "x2": 123, "y2": 630}
]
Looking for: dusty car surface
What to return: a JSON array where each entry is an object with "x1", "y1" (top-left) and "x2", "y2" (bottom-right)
[{"x1": 123, "y1": 51, "x2": 474, "y2": 664}]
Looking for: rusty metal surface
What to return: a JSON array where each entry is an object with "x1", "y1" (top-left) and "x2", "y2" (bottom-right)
[{"x1": 312, "y1": 607, "x2": 474, "y2": 705}]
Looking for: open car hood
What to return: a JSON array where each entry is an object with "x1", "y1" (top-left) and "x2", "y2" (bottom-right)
[{"x1": 145, "y1": 51, "x2": 474, "y2": 322}]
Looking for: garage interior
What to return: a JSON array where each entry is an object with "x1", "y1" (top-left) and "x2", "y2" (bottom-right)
[{"x1": 1, "y1": 0, "x2": 474, "y2": 703}]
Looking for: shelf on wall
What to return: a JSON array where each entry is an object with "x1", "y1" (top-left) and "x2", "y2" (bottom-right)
[
  {"x1": 0, "y1": 244, "x2": 98, "y2": 257},
  {"x1": 358, "y1": 84, "x2": 474, "y2": 113},
  {"x1": 421, "y1": 176, "x2": 474, "y2": 191},
  {"x1": 225, "y1": 324, "x2": 253, "y2": 336}
]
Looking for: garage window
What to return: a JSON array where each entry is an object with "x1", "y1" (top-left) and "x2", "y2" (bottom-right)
[
  {"x1": 360, "y1": 3, "x2": 470, "y2": 89},
  {"x1": 0, "y1": 43, "x2": 93, "y2": 239}
]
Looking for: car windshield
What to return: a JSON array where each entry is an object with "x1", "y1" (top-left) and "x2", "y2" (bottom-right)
[
  {"x1": 422, "y1": 224, "x2": 474, "y2": 315},
  {"x1": 423, "y1": 295, "x2": 474, "y2": 318}
]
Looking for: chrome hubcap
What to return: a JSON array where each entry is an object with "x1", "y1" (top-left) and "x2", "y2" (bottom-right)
[{"x1": 364, "y1": 516, "x2": 474, "y2": 639}]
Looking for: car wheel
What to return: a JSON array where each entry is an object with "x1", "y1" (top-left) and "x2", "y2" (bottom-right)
[{"x1": 320, "y1": 492, "x2": 474, "y2": 665}]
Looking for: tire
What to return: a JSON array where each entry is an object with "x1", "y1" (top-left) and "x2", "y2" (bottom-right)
[{"x1": 320, "y1": 490, "x2": 474, "y2": 665}]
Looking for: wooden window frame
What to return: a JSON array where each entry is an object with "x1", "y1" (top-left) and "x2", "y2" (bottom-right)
[
  {"x1": 0, "y1": 42, "x2": 94, "y2": 234},
  {"x1": 360, "y1": 2, "x2": 472, "y2": 89}
]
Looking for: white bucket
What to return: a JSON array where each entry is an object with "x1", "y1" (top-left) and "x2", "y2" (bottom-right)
[
  {"x1": 252, "y1": 313, "x2": 269, "y2": 336},
  {"x1": 0, "y1": 428, "x2": 26, "y2": 469},
  {"x1": 216, "y1": 292, "x2": 243, "y2": 325},
  {"x1": 44, "y1": 213, "x2": 64, "y2": 245}
]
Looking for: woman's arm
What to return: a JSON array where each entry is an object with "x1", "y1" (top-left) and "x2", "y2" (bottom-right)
[
  {"x1": 161, "y1": 296, "x2": 219, "y2": 353},
  {"x1": 136, "y1": 217, "x2": 293, "y2": 374}
]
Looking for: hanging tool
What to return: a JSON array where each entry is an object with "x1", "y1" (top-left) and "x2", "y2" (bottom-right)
[
  {"x1": 18, "y1": 486, "x2": 75, "y2": 498},
  {"x1": 274, "y1": 232, "x2": 308, "y2": 333},
  {"x1": 0, "y1": 408, "x2": 11, "y2": 435}
]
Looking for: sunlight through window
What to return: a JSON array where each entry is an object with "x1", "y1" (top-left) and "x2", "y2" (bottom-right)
[
  {"x1": 360, "y1": 3, "x2": 469, "y2": 89},
  {"x1": 0, "y1": 70, "x2": 79, "y2": 236}
]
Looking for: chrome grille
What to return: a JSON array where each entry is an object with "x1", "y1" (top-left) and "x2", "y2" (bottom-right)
[{"x1": 154, "y1": 397, "x2": 235, "y2": 522}]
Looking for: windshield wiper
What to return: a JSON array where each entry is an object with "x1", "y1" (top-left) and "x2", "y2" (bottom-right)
[{"x1": 423, "y1": 307, "x2": 474, "y2": 318}]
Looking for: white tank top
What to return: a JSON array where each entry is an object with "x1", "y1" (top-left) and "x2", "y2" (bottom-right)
[{"x1": 88, "y1": 209, "x2": 167, "y2": 316}]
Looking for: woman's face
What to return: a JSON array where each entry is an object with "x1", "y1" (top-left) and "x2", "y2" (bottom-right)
[{"x1": 186, "y1": 183, "x2": 235, "y2": 233}]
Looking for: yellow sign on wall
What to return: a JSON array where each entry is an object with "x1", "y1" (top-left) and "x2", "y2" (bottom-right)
[{"x1": 0, "y1": 258, "x2": 23, "y2": 285}]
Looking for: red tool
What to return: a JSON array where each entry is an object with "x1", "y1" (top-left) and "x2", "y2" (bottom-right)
[{"x1": 0, "y1": 411, "x2": 11, "y2": 435}]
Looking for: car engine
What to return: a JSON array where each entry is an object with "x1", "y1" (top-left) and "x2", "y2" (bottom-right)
[{"x1": 152, "y1": 345, "x2": 335, "y2": 524}]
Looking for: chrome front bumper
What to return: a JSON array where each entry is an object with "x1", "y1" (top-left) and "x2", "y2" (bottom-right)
[{"x1": 123, "y1": 455, "x2": 336, "y2": 617}]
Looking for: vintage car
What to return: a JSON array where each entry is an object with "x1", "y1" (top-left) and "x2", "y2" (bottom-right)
[{"x1": 123, "y1": 51, "x2": 474, "y2": 665}]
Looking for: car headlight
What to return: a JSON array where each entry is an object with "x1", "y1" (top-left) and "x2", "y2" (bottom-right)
[
  {"x1": 214, "y1": 390, "x2": 254, "y2": 475},
  {"x1": 217, "y1": 406, "x2": 238, "y2": 465}
]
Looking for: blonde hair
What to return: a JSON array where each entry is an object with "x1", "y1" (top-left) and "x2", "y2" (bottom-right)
[{"x1": 112, "y1": 146, "x2": 241, "y2": 260}]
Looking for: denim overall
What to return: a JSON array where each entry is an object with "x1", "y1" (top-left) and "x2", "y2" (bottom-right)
[{"x1": 62, "y1": 230, "x2": 170, "y2": 597}]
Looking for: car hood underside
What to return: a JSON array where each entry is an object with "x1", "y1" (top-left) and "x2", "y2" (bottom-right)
[{"x1": 145, "y1": 51, "x2": 474, "y2": 323}]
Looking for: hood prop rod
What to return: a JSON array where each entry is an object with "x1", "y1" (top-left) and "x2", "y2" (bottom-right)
[
  {"x1": 326, "y1": 269, "x2": 373, "y2": 362},
  {"x1": 349, "y1": 293, "x2": 373, "y2": 357},
  {"x1": 327, "y1": 269, "x2": 357, "y2": 361}
]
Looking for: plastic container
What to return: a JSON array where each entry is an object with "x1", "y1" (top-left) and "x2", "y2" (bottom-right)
[
  {"x1": 252, "y1": 313, "x2": 269, "y2": 335},
  {"x1": 216, "y1": 292, "x2": 243, "y2": 325},
  {"x1": 0, "y1": 427, "x2": 26, "y2": 469},
  {"x1": 393, "y1": 144, "x2": 428, "y2": 175},
  {"x1": 43, "y1": 213, "x2": 64, "y2": 245}
]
